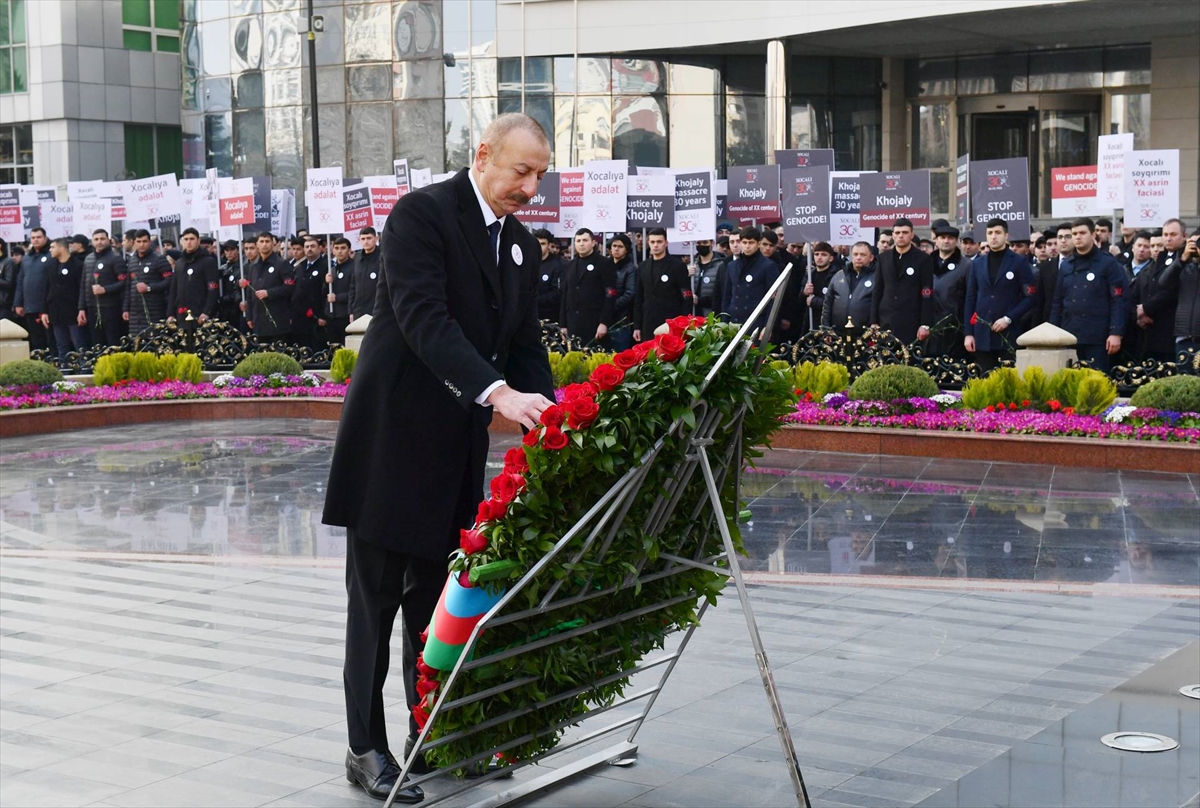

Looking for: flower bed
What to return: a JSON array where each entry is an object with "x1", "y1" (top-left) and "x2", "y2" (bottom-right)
[
  {"x1": 785, "y1": 393, "x2": 1200, "y2": 443},
  {"x1": 0, "y1": 374, "x2": 347, "y2": 410}
]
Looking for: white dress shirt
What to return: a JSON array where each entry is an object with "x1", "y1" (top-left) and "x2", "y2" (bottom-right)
[{"x1": 468, "y1": 169, "x2": 508, "y2": 406}]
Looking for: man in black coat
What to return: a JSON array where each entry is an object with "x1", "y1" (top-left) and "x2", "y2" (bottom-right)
[
  {"x1": 1032, "y1": 223, "x2": 1073, "y2": 327},
  {"x1": 292, "y1": 235, "x2": 329, "y2": 349},
  {"x1": 323, "y1": 236, "x2": 355, "y2": 346},
  {"x1": 242, "y1": 232, "x2": 294, "y2": 343},
  {"x1": 217, "y1": 240, "x2": 246, "y2": 329},
  {"x1": 632, "y1": 227, "x2": 691, "y2": 340},
  {"x1": 1126, "y1": 230, "x2": 1176, "y2": 362},
  {"x1": 721, "y1": 225, "x2": 781, "y2": 336},
  {"x1": 45, "y1": 238, "x2": 85, "y2": 362},
  {"x1": 348, "y1": 227, "x2": 381, "y2": 321},
  {"x1": 533, "y1": 228, "x2": 563, "y2": 322},
  {"x1": 80, "y1": 228, "x2": 129, "y2": 347},
  {"x1": 323, "y1": 114, "x2": 554, "y2": 803},
  {"x1": 165, "y1": 228, "x2": 217, "y2": 326},
  {"x1": 869, "y1": 217, "x2": 935, "y2": 344},
  {"x1": 559, "y1": 227, "x2": 617, "y2": 348},
  {"x1": 926, "y1": 219, "x2": 968, "y2": 359}
]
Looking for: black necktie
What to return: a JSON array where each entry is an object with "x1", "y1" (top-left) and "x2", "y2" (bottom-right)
[{"x1": 487, "y1": 220, "x2": 501, "y2": 266}]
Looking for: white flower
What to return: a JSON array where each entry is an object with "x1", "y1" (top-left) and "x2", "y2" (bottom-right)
[
  {"x1": 932, "y1": 393, "x2": 958, "y2": 407},
  {"x1": 300, "y1": 371, "x2": 323, "y2": 387},
  {"x1": 822, "y1": 392, "x2": 840, "y2": 403},
  {"x1": 1105, "y1": 405, "x2": 1137, "y2": 423},
  {"x1": 52, "y1": 380, "x2": 84, "y2": 392},
  {"x1": 212, "y1": 373, "x2": 237, "y2": 388}
]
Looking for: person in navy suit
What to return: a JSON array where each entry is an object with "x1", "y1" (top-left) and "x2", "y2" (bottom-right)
[{"x1": 963, "y1": 217, "x2": 1037, "y2": 372}]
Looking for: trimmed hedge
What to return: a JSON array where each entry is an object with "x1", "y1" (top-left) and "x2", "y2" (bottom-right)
[
  {"x1": 231, "y1": 352, "x2": 304, "y2": 379},
  {"x1": 848, "y1": 365, "x2": 938, "y2": 401},
  {"x1": 1130, "y1": 375, "x2": 1200, "y2": 413},
  {"x1": 0, "y1": 359, "x2": 63, "y2": 387}
]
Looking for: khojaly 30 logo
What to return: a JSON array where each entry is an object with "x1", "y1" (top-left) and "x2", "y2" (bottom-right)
[
  {"x1": 885, "y1": 177, "x2": 900, "y2": 190},
  {"x1": 744, "y1": 168, "x2": 758, "y2": 183},
  {"x1": 794, "y1": 180, "x2": 811, "y2": 195}
]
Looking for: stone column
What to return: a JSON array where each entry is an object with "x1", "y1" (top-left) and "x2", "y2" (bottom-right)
[
  {"x1": 765, "y1": 40, "x2": 787, "y2": 163},
  {"x1": 0, "y1": 318, "x2": 30, "y2": 365}
]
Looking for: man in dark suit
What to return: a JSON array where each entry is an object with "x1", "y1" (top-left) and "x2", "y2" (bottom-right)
[
  {"x1": 242, "y1": 232, "x2": 294, "y2": 344},
  {"x1": 963, "y1": 218, "x2": 1037, "y2": 372},
  {"x1": 323, "y1": 113, "x2": 554, "y2": 803},
  {"x1": 559, "y1": 227, "x2": 616, "y2": 348},
  {"x1": 869, "y1": 217, "x2": 935, "y2": 344}
]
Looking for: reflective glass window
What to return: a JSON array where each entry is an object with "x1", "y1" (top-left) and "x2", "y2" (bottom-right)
[
  {"x1": 445, "y1": 98, "x2": 471, "y2": 171},
  {"x1": 914, "y1": 103, "x2": 951, "y2": 169},
  {"x1": 231, "y1": 15, "x2": 262, "y2": 71},
  {"x1": 1029, "y1": 48, "x2": 1102, "y2": 91},
  {"x1": 554, "y1": 57, "x2": 610, "y2": 94},
  {"x1": 300, "y1": 64, "x2": 345, "y2": 105},
  {"x1": 394, "y1": 98, "x2": 445, "y2": 172},
  {"x1": 200, "y1": 18, "x2": 230, "y2": 76},
  {"x1": 554, "y1": 96, "x2": 611, "y2": 167},
  {"x1": 348, "y1": 64, "x2": 392, "y2": 102},
  {"x1": 349, "y1": 102, "x2": 394, "y2": 177},
  {"x1": 789, "y1": 57, "x2": 830, "y2": 96},
  {"x1": 234, "y1": 71, "x2": 263, "y2": 108},
  {"x1": 1104, "y1": 45, "x2": 1151, "y2": 87},
  {"x1": 345, "y1": 3, "x2": 390, "y2": 62},
  {"x1": 264, "y1": 68, "x2": 301, "y2": 107},
  {"x1": 470, "y1": 0, "x2": 494, "y2": 49},
  {"x1": 724, "y1": 57, "x2": 766, "y2": 94},
  {"x1": 958, "y1": 53, "x2": 1027, "y2": 95},
  {"x1": 833, "y1": 96, "x2": 880, "y2": 171},
  {"x1": 262, "y1": 12, "x2": 301, "y2": 69},
  {"x1": 393, "y1": 1, "x2": 442, "y2": 61},
  {"x1": 202, "y1": 76, "x2": 232, "y2": 111},
  {"x1": 204, "y1": 111, "x2": 233, "y2": 174},
  {"x1": 725, "y1": 95, "x2": 765, "y2": 167},
  {"x1": 500, "y1": 95, "x2": 555, "y2": 165},
  {"x1": 906, "y1": 58, "x2": 956, "y2": 97},
  {"x1": 443, "y1": 0, "x2": 468, "y2": 55},
  {"x1": 669, "y1": 95, "x2": 718, "y2": 169},
  {"x1": 233, "y1": 108, "x2": 266, "y2": 177},
  {"x1": 613, "y1": 58, "x2": 665, "y2": 94},
  {"x1": 1110, "y1": 92, "x2": 1151, "y2": 150},
  {"x1": 498, "y1": 57, "x2": 521, "y2": 95},
  {"x1": 832, "y1": 57, "x2": 879, "y2": 96},
  {"x1": 304, "y1": 103, "x2": 346, "y2": 170},
  {"x1": 474, "y1": 58, "x2": 497, "y2": 97},
  {"x1": 392, "y1": 58, "x2": 442, "y2": 100},
  {"x1": 669, "y1": 63, "x2": 719, "y2": 95},
  {"x1": 524, "y1": 57, "x2": 553, "y2": 95},
  {"x1": 613, "y1": 95, "x2": 667, "y2": 168},
  {"x1": 789, "y1": 100, "x2": 830, "y2": 150}
]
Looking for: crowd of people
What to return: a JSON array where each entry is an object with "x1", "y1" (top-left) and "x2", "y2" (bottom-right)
[
  {"x1": 0, "y1": 225, "x2": 385, "y2": 362},
  {"x1": 535, "y1": 214, "x2": 1200, "y2": 374},
  {"x1": 2, "y1": 211, "x2": 1197, "y2": 375}
]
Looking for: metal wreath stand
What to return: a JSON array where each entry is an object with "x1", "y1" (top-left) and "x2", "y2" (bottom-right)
[{"x1": 387, "y1": 264, "x2": 810, "y2": 808}]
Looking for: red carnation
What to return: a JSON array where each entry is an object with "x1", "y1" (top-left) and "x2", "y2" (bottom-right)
[
  {"x1": 565, "y1": 396, "x2": 600, "y2": 430},
  {"x1": 655, "y1": 333, "x2": 686, "y2": 362},
  {"x1": 1048, "y1": 400, "x2": 1062, "y2": 411},
  {"x1": 489, "y1": 472, "x2": 524, "y2": 505},
  {"x1": 416, "y1": 677, "x2": 438, "y2": 698},
  {"x1": 503, "y1": 446, "x2": 529, "y2": 473},
  {"x1": 612, "y1": 349, "x2": 642, "y2": 370},
  {"x1": 476, "y1": 497, "x2": 505, "y2": 524},
  {"x1": 985, "y1": 405, "x2": 995, "y2": 413},
  {"x1": 970, "y1": 312, "x2": 979, "y2": 325},
  {"x1": 416, "y1": 654, "x2": 435, "y2": 676},
  {"x1": 1064, "y1": 406, "x2": 1075, "y2": 415},
  {"x1": 1022, "y1": 399, "x2": 1030, "y2": 407},
  {"x1": 590, "y1": 363, "x2": 625, "y2": 391},
  {"x1": 412, "y1": 704, "x2": 430, "y2": 729},
  {"x1": 539, "y1": 404, "x2": 565, "y2": 428},
  {"x1": 561, "y1": 382, "x2": 598, "y2": 402},
  {"x1": 419, "y1": 628, "x2": 428, "y2": 645},
  {"x1": 306, "y1": 308, "x2": 314, "y2": 318},
  {"x1": 523, "y1": 427, "x2": 541, "y2": 446},
  {"x1": 460, "y1": 528, "x2": 488, "y2": 554},
  {"x1": 542, "y1": 425, "x2": 569, "y2": 450}
]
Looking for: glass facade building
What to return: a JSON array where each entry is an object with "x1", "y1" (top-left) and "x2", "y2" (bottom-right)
[{"x1": 178, "y1": 0, "x2": 1178, "y2": 223}]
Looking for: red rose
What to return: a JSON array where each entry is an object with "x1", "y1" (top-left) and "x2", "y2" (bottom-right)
[
  {"x1": 590, "y1": 363, "x2": 625, "y2": 391},
  {"x1": 632, "y1": 339, "x2": 657, "y2": 362},
  {"x1": 457, "y1": 570, "x2": 473, "y2": 587},
  {"x1": 655, "y1": 333, "x2": 686, "y2": 362},
  {"x1": 412, "y1": 704, "x2": 430, "y2": 729},
  {"x1": 460, "y1": 528, "x2": 488, "y2": 554},
  {"x1": 562, "y1": 382, "x2": 598, "y2": 402},
  {"x1": 539, "y1": 404, "x2": 565, "y2": 428},
  {"x1": 503, "y1": 447, "x2": 529, "y2": 473},
  {"x1": 523, "y1": 427, "x2": 541, "y2": 447},
  {"x1": 416, "y1": 677, "x2": 438, "y2": 698},
  {"x1": 612, "y1": 349, "x2": 641, "y2": 370},
  {"x1": 476, "y1": 497, "x2": 505, "y2": 524},
  {"x1": 489, "y1": 472, "x2": 524, "y2": 505},
  {"x1": 542, "y1": 425, "x2": 569, "y2": 450},
  {"x1": 416, "y1": 654, "x2": 435, "y2": 676},
  {"x1": 565, "y1": 396, "x2": 600, "y2": 430}
]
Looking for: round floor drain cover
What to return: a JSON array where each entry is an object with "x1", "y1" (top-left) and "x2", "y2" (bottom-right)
[
  {"x1": 1100, "y1": 732, "x2": 1179, "y2": 752},
  {"x1": 1180, "y1": 684, "x2": 1200, "y2": 700}
]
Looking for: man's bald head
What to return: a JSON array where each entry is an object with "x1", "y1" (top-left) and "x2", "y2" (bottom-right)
[{"x1": 473, "y1": 114, "x2": 551, "y2": 218}]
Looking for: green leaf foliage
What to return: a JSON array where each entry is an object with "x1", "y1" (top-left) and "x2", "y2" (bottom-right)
[
  {"x1": 330, "y1": 348, "x2": 358, "y2": 384},
  {"x1": 0, "y1": 359, "x2": 64, "y2": 387},
  {"x1": 167, "y1": 353, "x2": 204, "y2": 382},
  {"x1": 93, "y1": 351, "x2": 203, "y2": 384},
  {"x1": 231, "y1": 351, "x2": 303, "y2": 379},
  {"x1": 961, "y1": 368, "x2": 1027, "y2": 410},
  {"x1": 1130, "y1": 375, "x2": 1200, "y2": 412},
  {"x1": 1072, "y1": 371, "x2": 1117, "y2": 415},
  {"x1": 92, "y1": 353, "x2": 132, "y2": 386},
  {"x1": 848, "y1": 364, "x2": 937, "y2": 401},
  {"x1": 129, "y1": 352, "x2": 164, "y2": 382},
  {"x1": 423, "y1": 320, "x2": 797, "y2": 770},
  {"x1": 792, "y1": 361, "x2": 850, "y2": 397}
]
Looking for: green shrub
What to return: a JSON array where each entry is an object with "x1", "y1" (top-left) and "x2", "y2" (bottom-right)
[
  {"x1": 1023, "y1": 366, "x2": 1052, "y2": 409},
  {"x1": 584, "y1": 352, "x2": 613, "y2": 378},
  {"x1": 1130, "y1": 375, "x2": 1200, "y2": 412},
  {"x1": 93, "y1": 353, "x2": 132, "y2": 386},
  {"x1": 1073, "y1": 371, "x2": 1117, "y2": 415},
  {"x1": 232, "y1": 351, "x2": 304, "y2": 379},
  {"x1": 848, "y1": 365, "x2": 938, "y2": 401},
  {"x1": 166, "y1": 353, "x2": 203, "y2": 382},
  {"x1": 156, "y1": 353, "x2": 177, "y2": 382},
  {"x1": 793, "y1": 361, "x2": 850, "y2": 398},
  {"x1": 0, "y1": 359, "x2": 63, "y2": 387},
  {"x1": 1048, "y1": 367, "x2": 1085, "y2": 408},
  {"x1": 330, "y1": 348, "x2": 358, "y2": 384},
  {"x1": 961, "y1": 368, "x2": 1029, "y2": 410},
  {"x1": 128, "y1": 351, "x2": 163, "y2": 382}
]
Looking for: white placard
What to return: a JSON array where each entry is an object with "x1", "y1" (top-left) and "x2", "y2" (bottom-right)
[
  {"x1": 120, "y1": 173, "x2": 182, "y2": 221},
  {"x1": 179, "y1": 177, "x2": 210, "y2": 232},
  {"x1": 579, "y1": 159, "x2": 628, "y2": 233},
  {"x1": 411, "y1": 168, "x2": 433, "y2": 189},
  {"x1": 39, "y1": 202, "x2": 75, "y2": 239},
  {"x1": 829, "y1": 171, "x2": 874, "y2": 246},
  {"x1": 1096, "y1": 133, "x2": 1133, "y2": 209},
  {"x1": 67, "y1": 180, "x2": 104, "y2": 201},
  {"x1": 305, "y1": 166, "x2": 344, "y2": 232},
  {"x1": 1123, "y1": 149, "x2": 1180, "y2": 227},
  {"x1": 73, "y1": 197, "x2": 111, "y2": 235}
]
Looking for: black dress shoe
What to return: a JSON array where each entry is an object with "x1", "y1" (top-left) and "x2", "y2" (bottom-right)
[
  {"x1": 403, "y1": 736, "x2": 431, "y2": 775},
  {"x1": 345, "y1": 748, "x2": 424, "y2": 803}
]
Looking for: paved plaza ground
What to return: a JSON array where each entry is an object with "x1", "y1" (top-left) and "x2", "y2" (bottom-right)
[{"x1": 1, "y1": 419, "x2": 1198, "y2": 807}]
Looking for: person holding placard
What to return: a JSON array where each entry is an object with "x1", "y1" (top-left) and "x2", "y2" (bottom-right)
[{"x1": 324, "y1": 237, "x2": 354, "y2": 346}]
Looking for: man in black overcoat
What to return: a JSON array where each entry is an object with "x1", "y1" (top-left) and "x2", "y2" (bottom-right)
[
  {"x1": 323, "y1": 114, "x2": 555, "y2": 803},
  {"x1": 869, "y1": 217, "x2": 935, "y2": 344}
]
